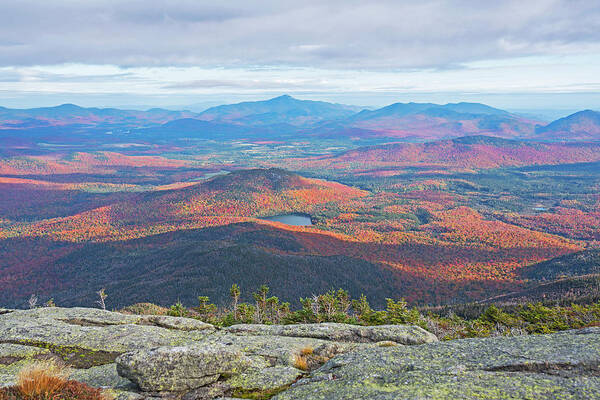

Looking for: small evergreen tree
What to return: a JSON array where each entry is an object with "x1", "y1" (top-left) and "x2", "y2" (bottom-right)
[
  {"x1": 197, "y1": 296, "x2": 217, "y2": 321},
  {"x1": 252, "y1": 285, "x2": 270, "y2": 323},
  {"x1": 168, "y1": 301, "x2": 187, "y2": 317}
]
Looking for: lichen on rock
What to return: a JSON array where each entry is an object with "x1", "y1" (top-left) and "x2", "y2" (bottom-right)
[
  {"x1": 273, "y1": 327, "x2": 600, "y2": 399},
  {"x1": 4, "y1": 306, "x2": 597, "y2": 399},
  {"x1": 226, "y1": 323, "x2": 438, "y2": 345},
  {"x1": 116, "y1": 343, "x2": 254, "y2": 392},
  {"x1": 226, "y1": 366, "x2": 304, "y2": 393}
]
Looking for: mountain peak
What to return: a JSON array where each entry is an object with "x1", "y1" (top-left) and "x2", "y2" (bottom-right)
[
  {"x1": 197, "y1": 95, "x2": 357, "y2": 127},
  {"x1": 268, "y1": 94, "x2": 296, "y2": 102},
  {"x1": 203, "y1": 168, "x2": 301, "y2": 192},
  {"x1": 573, "y1": 109, "x2": 599, "y2": 117},
  {"x1": 535, "y1": 109, "x2": 600, "y2": 140},
  {"x1": 56, "y1": 103, "x2": 83, "y2": 109}
]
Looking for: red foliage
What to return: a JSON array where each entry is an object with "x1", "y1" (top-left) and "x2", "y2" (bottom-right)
[
  {"x1": 500, "y1": 207, "x2": 600, "y2": 241},
  {"x1": 288, "y1": 140, "x2": 600, "y2": 171}
]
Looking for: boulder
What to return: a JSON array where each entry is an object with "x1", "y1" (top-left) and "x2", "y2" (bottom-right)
[
  {"x1": 112, "y1": 323, "x2": 436, "y2": 396},
  {"x1": 196, "y1": 332, "x2": 357, "y2": 368},
  {"x1": 8, "y1": 306, "x2": 598, "y2": 399},
  {"x1": 0, "y1": 307, "x2": 214, "y2": 366},
  {"x1": 116, "y1": 344, "x2": 253, "y2": 392},
  {"x1": 273, "y1": 328, "x2": 600, "y2": 399},
  {"x1": 226, "y1": 323, "x2": 437, "y2": 345},
  {"x1": 0, "y1": 307, "x2": 215, "y2": 392},
  {"x1": 114, "y1": 331, "x2": 357, "y2": 395}
]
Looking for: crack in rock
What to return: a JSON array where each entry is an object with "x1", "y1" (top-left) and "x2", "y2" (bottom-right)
[{"x1": 485, "y1": 361, "x2": 600, "y2": 377}]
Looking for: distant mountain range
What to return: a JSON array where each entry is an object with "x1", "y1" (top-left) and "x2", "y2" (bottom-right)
[
  {"x1": 1, "y1": 96, "x2": 599, "y2": 142},
  {"x1": 535, "y1": 110, "x2": 600, "y2": 141},
  {"x1": 196, "y1": 94, "x2": 362, "y2": 126},
  {"x1": 317, "y1": 102, "x2": 539, "y2": 139},
  {"x1": 0, "y1": 104, "x2": 194, "y2": 130},
  {"x1": 310, "y1": 135, "x2": 600, "y2": 169}
]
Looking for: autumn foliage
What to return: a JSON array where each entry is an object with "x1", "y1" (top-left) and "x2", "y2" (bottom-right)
[
  {"x1": 291, "y1": 139, "x2": 600, "y2": 171},
  {"x1": 0, "y1": 145, "x2": 595, "y2": 306}
]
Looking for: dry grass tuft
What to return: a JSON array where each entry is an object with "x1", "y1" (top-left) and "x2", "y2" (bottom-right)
[
  {"x1": 293, "y1": 354, "x2": 309, "y2": 371},
  {"x1": 0, "y1": 361, "x2": 110, "y2": 400},
  {"x1": 17, "y1": 361, "x2": 69, "y2": 398},
  {"x1": 377, "y1": 340, "x2": 398, "y2": 347},
  {"x1": 300, "y1": 346, "x2": 314, "y2": 356},
  {"x1": 118, "y1": 302, "x2": 169, "y2": 315}
]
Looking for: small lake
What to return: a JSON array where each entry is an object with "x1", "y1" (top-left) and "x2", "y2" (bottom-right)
[{"x1": 260, "y1": 213, "x2": 313, "y2": 226}]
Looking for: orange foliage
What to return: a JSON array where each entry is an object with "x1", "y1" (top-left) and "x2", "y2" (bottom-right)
[
  {"x1": 290, "y1": 140, "x2": 600, "y2": 171},
  {"x1": 501, "y1": 207, "x2": 600, "y2": 241},
  {"x1": 16, "y1": 361, "x2": 68, "y2": 398},
  {"x1": 4, "y1": 171, "x2": 367, "y2": 243},
  {"x1": 0, "y1": 152, "x2": 189, "y2": 176},
  {"x1": 0, "y1": 157, "x2": 589, "y2": 305},
  {"x1": 0, "y1": 361, "x2": 108, "y2": 400}
]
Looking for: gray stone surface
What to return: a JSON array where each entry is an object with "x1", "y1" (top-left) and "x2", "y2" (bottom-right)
[
  {"x1": 274, "y1": 328, "x2": 600, "y2": 400},
  {"x1": 70, "y1": 363, "x2": 135, "y2": 390},
  {"x1": 226, "y1": 322, "x2": 438, "y2": 345},
  {"x1": 116, "y1": 344, "x2": 253, "y2": 392},
  {"x1": 111, "y1": 390, "x2": 146, "y2": 400},
  {"x1": 140, "y1": 315, "x2": 214, "y2": 331},
  {"x1": 0, "y1": 307, "x2": 215, "y2": 391},
  {"x1": 0, "y1": 343, "x2": 51, "y2": 360},
  {"x1": 180, "y1": 383, "x2": 230, "y2": 400},
  {"x1": 226, "y1": 366, "x2": 303, "y2": 392},
  {"x1": 10, "y1": 307, "x2": 594, "y2": 399},
  {"x1": 3, "y1": 307, "x2": 213, "y2": 331},
  {"x1": 0, "y1": 343, "x2": 54, "y2": 388},
  {"x1": 0, "y1": 307, "x2": 214, "y2": 356},
  {"x1": 113, "y1": 325, "x2": 421, "y2": 396},
  {"x1": 114, "y1": 330, "x2": 358, "y2": 395},
  {"x1": 197, "y1": 332, "x2": 358, "y2": 368},
  {"x1": 19, "y1": 307, "x2": 142, "y2": 325}
]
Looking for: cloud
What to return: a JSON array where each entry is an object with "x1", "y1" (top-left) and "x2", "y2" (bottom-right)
[
  {"x1": 0, "y1": 0, "x2": 598, "y2": 69},
  {"x1": 0, "y1": 70, "x2": 23, "y2": 82},
  {"x1": 162, "y1": 78, "x2": 334, "y2": 90}
]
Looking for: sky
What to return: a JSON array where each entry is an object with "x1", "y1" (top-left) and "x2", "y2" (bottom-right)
[{"x1": 0, "y1": 0, "x2": 599, "y2": 114}]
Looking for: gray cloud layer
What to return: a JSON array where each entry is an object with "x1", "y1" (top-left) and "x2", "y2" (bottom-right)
[{"x1": 1, "y1": 0, "x2": 598, "y2": 69}]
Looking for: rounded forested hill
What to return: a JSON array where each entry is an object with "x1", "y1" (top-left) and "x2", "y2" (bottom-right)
[
  {"x1": 519, "y1": 249, "x2": 600, "y2": 281},
  {"x1": 0, "y1": 222, "x2": 414, "y2": 309}
]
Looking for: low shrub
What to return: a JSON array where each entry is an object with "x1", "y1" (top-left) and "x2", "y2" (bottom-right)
[{"x1": 120, "y1": 284, "x2": 600, "y2": 340}]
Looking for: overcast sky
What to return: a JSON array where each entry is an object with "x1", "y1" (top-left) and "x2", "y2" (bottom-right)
[{"x1": 1, "y1": 0, "x2": 599, "y2": 112}]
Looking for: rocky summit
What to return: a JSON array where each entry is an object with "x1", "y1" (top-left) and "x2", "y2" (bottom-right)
[{"x1": 0, "y1": 307, "x2": 599, "y2": 400}]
